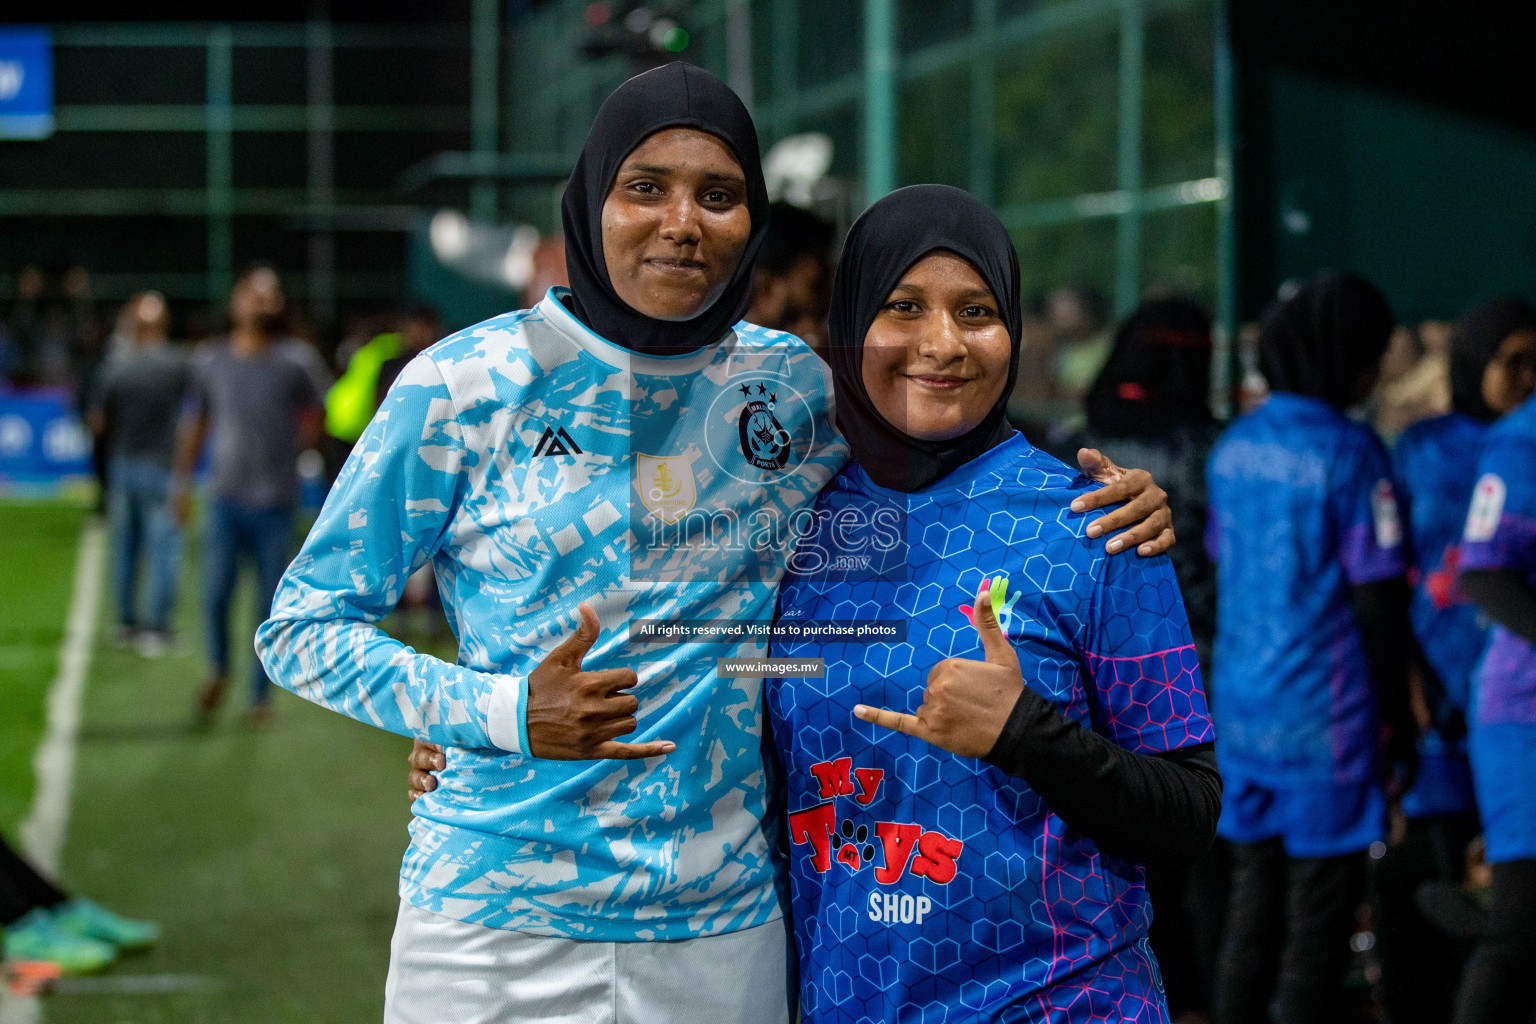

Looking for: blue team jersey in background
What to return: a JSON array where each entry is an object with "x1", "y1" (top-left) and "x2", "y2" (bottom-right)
[
  {"x1": 1207, "y1": 394, "x2": 1406, "y2": 853},
  {"x1": 1460, "y1": 394, "x2": 1536, "y2": 862},
  {"x1": 1392, "y1": 413, "x2": 1488, "y2": 819},
  {"x1": 768, "y1": 433, "x2": 1213, "y2": 1024}
]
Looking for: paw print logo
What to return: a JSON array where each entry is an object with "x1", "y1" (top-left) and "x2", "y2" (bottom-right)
[
  {"x1": 958, "y1": 574, "x2": 1021, "y2": 631},
  {"x1": 835, "y1": 818, "x2": 877, "y2": 871}
]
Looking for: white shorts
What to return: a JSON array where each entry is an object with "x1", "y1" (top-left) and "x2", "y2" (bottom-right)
[{"x1": 383, "y1": 901, "x2": 793, "y2": 1024}]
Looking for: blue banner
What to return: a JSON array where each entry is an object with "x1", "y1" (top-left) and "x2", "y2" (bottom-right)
[
  {"x1": 0, "y1": 390, "x2": 92, "y2": 487},
  {"x1": 0, "y1": 27, "x2": 53, "y2": 141}
]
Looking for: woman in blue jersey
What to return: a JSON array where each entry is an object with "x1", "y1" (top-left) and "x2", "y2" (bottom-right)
[
  {"x1": 764, "y1": 185, "x2": 1220, "y2": 1024},
  {"x1": 1451, "y1": 313, "x2": 1536, "y2": 1024},
  {"x1": 1205, "y1": 274, "x2": 1420, "y2": 1024},
  {"x1": 1373, "y1": 298, "x2": 1536, "y2": 1024}
]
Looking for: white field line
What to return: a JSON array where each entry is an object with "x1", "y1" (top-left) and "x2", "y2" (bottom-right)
[{"x1": 2, "y1": 519, "x2": 106, "y2": 1024}]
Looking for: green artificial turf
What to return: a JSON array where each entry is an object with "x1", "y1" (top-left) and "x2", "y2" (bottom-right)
[
  {"x1": 0, "y1": 500, "x2": 90, "y2": 835},
  {"x1": 29, "y1": 510, "x2": 451, "y2": 1023}
]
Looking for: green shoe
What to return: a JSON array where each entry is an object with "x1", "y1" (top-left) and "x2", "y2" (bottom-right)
[
  {"x1": 2, "y1": 908, "x2": 118, "y2": 975},
  {"x1": 51, "y1": 898, "x2": 161, "y2": 952}
]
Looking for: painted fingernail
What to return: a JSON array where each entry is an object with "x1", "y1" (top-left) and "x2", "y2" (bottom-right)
[{"x1": 1107, "y1": 539, "x2": 1124, "y2": 553}]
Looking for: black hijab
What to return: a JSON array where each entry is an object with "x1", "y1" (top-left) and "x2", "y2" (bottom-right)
[
  {"x1": 1084, "y1": 297, "x2": 1214, "y2": 438},
  {"x1": 1257, "y1": 272, "x2": 1394, "y2": 409},
  {"x1": 827, "y1": 185, "x2": 1022, "y2": 493},
  {"x1": 560, "y1": 62, "x2": 770, "y2": 355},
  {"x1": 1449, "y1": 298, "x2": 1536, "y2": 422}
]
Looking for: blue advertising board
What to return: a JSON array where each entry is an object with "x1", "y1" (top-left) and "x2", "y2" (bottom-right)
[
  {"x1": 0, "y1": 28, "x2": 53, "y2": 141},
  {"x1": 0, "y1": 390, "x2": 92, "y2": 489}
]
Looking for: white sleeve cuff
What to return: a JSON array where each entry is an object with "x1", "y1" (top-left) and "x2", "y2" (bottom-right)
[{"x1": 486, "y1": 675, "x2": 530, "y2": 755}]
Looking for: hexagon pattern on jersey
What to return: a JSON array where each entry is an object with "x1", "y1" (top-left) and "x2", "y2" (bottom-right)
[{"x1": 768, "y1": 434, "x2": 1212, "y2": 1022}]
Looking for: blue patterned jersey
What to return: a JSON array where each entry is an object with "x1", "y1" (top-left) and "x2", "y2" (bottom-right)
[
  {"x1": 1206, "y1": 393, "x2": 1407, "y2": 786},
  {"x1": 767, "y1": 433, "x2": 1212, "y2": 1024},
  {"x1": 257, "y1": 289, "x2": 847, "y2": 940},
  {"x1": 1394, "y1": 413, "x2": 1492, "y2": 712},
  {"x1": 1392, "y1": 413, "x2": 1488, "y2": 819},
  {"x1": 1461, "y1": 394, "x2": 1536, "y2": 729}
]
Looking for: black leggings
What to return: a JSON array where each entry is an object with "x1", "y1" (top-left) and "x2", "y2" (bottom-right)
[
  {"x1": 0, "y1": 832, "x2": 68, "y2": 927},
  {"x1": 1213, "y1": 837, "x2": 1364, "y2": 1024},
  {"x1": 1370, "y1": 814, "x2": 1480, "y2": 1024},
  {"x1": 1453, "y1": 858, "x2": 1536, "y2": 1024}
]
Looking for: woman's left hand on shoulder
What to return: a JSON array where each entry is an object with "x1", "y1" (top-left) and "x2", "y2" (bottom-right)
[
  {"x1": 854, "y1": 582, "x2": 1026, "y2": 759},
  {"x1": 1070, "y1": 448, "x2": 1175, "y2": 557}
]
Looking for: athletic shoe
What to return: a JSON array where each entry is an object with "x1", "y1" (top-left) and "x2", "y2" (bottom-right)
[
  {"x1": 51, "y1": 898, "x2": 161, "y2": 951},
  {"x1": 5, "y1": 957, "x2": 63, "y2": 997},
  {"x1": 195, "y1": 676, "x2": 227, "y2": 724},
  {"x1": 135, "y1": 630, "x2": 170, "y2": 659},
  {"x1": 113, "y1": 624, "x2": 138, "y2": 650},
  {"x1": 2, "y1": 909, "x2": 117, "y2": 975}
]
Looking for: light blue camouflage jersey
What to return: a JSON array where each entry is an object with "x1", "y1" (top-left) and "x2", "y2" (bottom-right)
[{"x1": 256, "y1": 288, "x2": 848, "y2": 940}]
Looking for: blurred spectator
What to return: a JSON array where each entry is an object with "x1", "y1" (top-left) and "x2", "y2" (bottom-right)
[
  {"x1": 743, "y1": 201, "x2": 835, "y2": 353},
  {"x1": 1065, "y1": 297, "x2": 1223, "y2": 1021},
  {"x1": 1207, "y1": 273, "x2": 1419, "y2": 1024},
  {"x1": 522, "y1": 235, "x2": 570, "y2": 310},
  {"x1": 1448, "y1": 302, "x2": 1536, "y2": 1024},
  {"x1": 320, "y1": 305, "x2": 444, "y2": 486},
  {"x1": 1373, "y1": 321, "x2": 1453, "y2": 441},
  {"x1": 2, "y1": 832, "x2": 159, "y2": 975},
  {"x1": 60, "y1": 268, "x2": 112, "y2": 511},
  {"x1": 325, "y1": 326, "x2": 403, "y2": 446},
  {"x1": 87, "y1": 292, "x2": 192, "y2": 658},
  {"x1": 223, "y1": 267, "x2": 334, "y2": 399},
  {"x1": 173, "y1": 265, "x2": 323, "y2": 725},
  {"x1": 1370, "y1": 300, "x2": 1536, "y2": 1024},
  {"x1": 1074, "y1": 297, "x2": 1219, "y2": 662},
  {"x1": 1005, "y1": 292, "x2": 1063, "y2": 432},
  {"x1": 5, "y1": 265, "x2": 47, "y2": 387},
  {"x1": 1047, "y1": 283, "x2": 1112, "y2": 403},
  {"x1": 331, "y1": 312, "x2": 383, "y2": 378},
  {"x1": 375, "y1": 305, "x2": 444, "y2": 406},
  {"x1": 1233, "y1": 320, "x2": 1269, "y2": 414}
]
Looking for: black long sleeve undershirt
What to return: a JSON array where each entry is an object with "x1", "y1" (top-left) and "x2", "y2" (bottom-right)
[
  {"x1": 1461, "y1": 568, "x2": 1536, "y2": 645},
  {"x1": 983, "y1": 687, "x2": 1221, "y2": 865},
  {"x1": 1350, "y1": 578, "x2": 1426, "y2": 768}
]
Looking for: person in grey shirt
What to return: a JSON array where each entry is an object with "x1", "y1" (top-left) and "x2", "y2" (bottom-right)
[
  {"x1": 89, "y1": 291, "x2": 192, "y2": 657},
  {"x1": 172, "y1": 266, "x2": 321, "y2": 724}
]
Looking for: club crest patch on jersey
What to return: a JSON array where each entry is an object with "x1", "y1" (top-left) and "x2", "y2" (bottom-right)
[
  {"x1": 636, "y1": 453, "x2": 696, "y2": 524},
  {"x1": 737, "y1": 383, "x2": 791, "y2": 470},
  {"x1": 1372, "y1": 479, "x2": 1403, "y2": 549},
  {"x1": 1464, "y1": 472, "x2": 1506, "y2": 543}
]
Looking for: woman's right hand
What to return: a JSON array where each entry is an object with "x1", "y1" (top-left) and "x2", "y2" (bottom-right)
[
  {"x1": 523, "y1": 602, "x2": 676, "y2": 760},
  {"x1": 408, "y1": 740, "x2": 444, "y2": 801}
]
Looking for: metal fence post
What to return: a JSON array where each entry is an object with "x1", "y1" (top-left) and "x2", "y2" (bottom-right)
[
  {"x1": 471, "y1": 0, "x2": 500, "y2": 222},
  {"x1": 862, "y1": 0, "x2": 896, "y2": 203},
  {"x1": 1114, "y1": 0, "x2": 1144, "y2": 318},
  {"x1": 206, "y1": 26, "x2": 234, "y2": 307},
  {"x1": 307, "y1": 10, "x2": 336, "y2": 323},
  {"x1": 970, "y1": 0, "x2": 997, "y2": 205}
]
